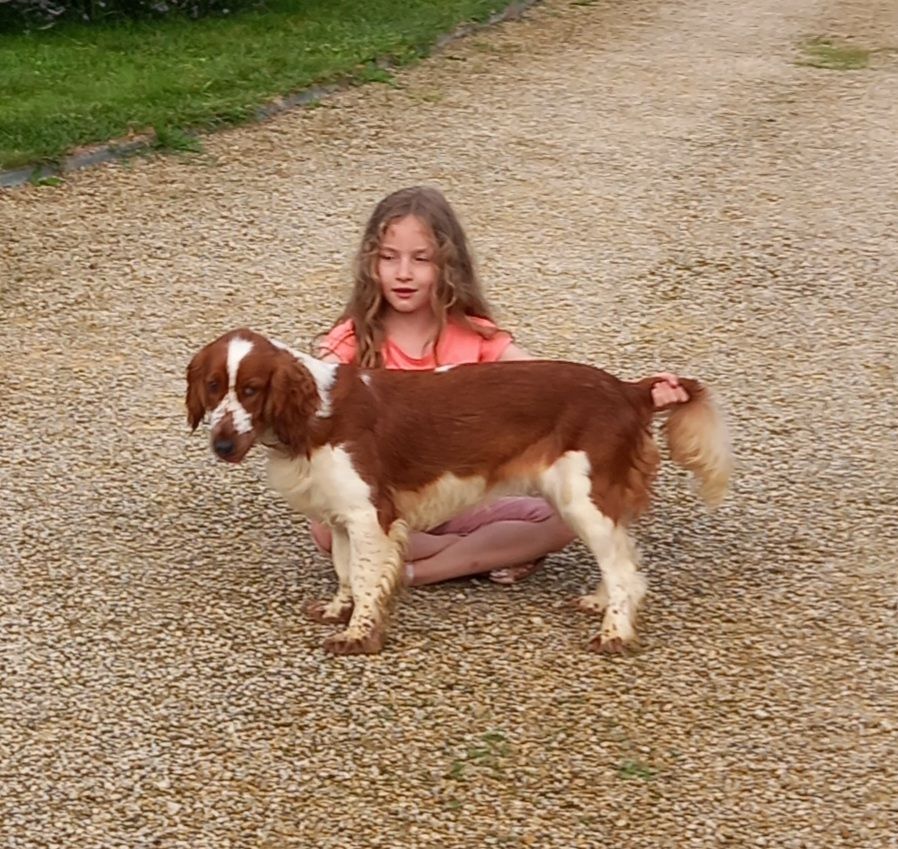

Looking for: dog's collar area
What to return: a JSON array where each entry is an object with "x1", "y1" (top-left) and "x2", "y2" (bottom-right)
[{"x1": 260, "y1": 429, "x2": 287, "y2": 452}]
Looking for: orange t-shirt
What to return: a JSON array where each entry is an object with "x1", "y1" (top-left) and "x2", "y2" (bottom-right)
[{"x1": 322, "y1": 317, "x2": 513, "y2": 369}]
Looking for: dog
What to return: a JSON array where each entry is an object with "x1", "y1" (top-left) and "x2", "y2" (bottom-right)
[{"x1": 186, "y1": 328, "x2": 732, "y2": 655}]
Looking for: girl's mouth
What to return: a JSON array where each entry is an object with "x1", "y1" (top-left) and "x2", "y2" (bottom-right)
[{"x1": 392, "y1": 288, "x2": 417, "y2": 298}]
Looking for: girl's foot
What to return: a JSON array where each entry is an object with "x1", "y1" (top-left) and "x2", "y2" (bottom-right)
[{"x1": 488, "y1": 556, "x2": 547, "y2": 585}]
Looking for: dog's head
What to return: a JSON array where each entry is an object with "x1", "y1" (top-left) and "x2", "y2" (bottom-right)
[{"x1": 186, "y1": 329, "x2": 325, "y2": 462}]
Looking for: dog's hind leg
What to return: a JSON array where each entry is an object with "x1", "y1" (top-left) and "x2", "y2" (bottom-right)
[
  {"x1": 305, "y1": 526, "x2": 354, "y2": 625},
  {"x1": 565, "y1": 512, "x2": 644, "y2": 653},
  {"x1": 567, "y1": 511, "x2": 645, "y2": 653},
  {"x1": 322, "y1": 514, "x2": 407, "y2": 655},
  {"x1": 542, "y1": 452, "x2": 645, "y2": 653}
]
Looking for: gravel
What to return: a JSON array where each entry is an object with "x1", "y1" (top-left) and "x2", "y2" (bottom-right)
[{"x1": 2, "y1": 0, "x2": 897, "y2": 846}]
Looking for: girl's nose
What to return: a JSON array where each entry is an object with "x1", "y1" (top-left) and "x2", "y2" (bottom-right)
[{"x1": 397, "y1": 257, "x2": 413, "y2": 279}]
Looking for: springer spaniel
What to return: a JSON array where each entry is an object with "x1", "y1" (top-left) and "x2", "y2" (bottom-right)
[{"x1": 186, "y1": 328, "x2": 732, "y2": 655}]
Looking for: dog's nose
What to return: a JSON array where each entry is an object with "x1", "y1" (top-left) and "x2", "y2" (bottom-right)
[{"x1": 214, "y1": 438, "x2": 235, "y2": 458}]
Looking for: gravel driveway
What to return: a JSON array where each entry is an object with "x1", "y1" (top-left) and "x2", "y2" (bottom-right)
[{"x1": 2, "y1": 0, "x2": 897, "y2": 846}]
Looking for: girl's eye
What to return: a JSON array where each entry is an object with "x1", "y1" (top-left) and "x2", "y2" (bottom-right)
[
  {"x1": 379, "y1": 252, "x2": 396, "y2": 261},
  {"x1": 415, "y1": 256, "x2": 432, "y2": 263}
]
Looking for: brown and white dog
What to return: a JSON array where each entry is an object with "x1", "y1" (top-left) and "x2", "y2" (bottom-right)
[{"x1": 186, "y1": 328, "x2": 732, "y2": 655}]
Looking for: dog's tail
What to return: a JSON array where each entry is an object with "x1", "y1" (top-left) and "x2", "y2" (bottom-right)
[{"x1": 639, "y1": 377, "x2": 733, "y2": 507}]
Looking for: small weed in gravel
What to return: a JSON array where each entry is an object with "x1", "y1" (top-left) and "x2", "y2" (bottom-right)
[
  {"x1": 617, "y1": 759, "x2": 657, "y2": 781},
  {"x1": 28, "y1": 173, "x2": 65, "y2": 187},
  {"x1": 798, "y1": 37, "x2": 871, "y2": 70}
]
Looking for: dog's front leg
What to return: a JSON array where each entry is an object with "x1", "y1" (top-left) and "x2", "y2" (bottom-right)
[
  {"x1": 323, "y1": 515, "x2": 407, "y2": 656},
  {"x1": 305, "y1": 526, "x2": 354, "y2": 625}
]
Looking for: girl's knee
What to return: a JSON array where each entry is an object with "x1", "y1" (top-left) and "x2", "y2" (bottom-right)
[
  {"x1": 547, "y1": 514, "x2": 578, "y2": 550},
  {"x1": 310, "y1": 521, "x2": 332, "y2": 553}
]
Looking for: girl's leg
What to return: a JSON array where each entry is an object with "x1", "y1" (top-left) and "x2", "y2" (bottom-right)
[
  {"x1": 311, "y1": 519, "x2": 462, "y2": 562},
  {"x1": 405, "y1": 512, "x2": 575, "y2": 587},
  {"x1": 312, "y1": 500, "x2": 575, "y2": 589}
]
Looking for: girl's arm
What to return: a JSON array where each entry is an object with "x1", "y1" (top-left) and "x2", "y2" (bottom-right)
[{"x1": 497, "y1": 341, "x2": 535, "y2": 361}]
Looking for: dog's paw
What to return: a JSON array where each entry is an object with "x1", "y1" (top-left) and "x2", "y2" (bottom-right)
[
  {"x1": 587, "y1": 633, "x2": 631, "y2": 654},
  {"x1": 587, "y1": 608, "x2": 637, "y2": 654},
  {"x1": 304, "y1": 598, "x2": 353, "y2": 625},
  {"x1": 569, "y1": 588, "x2": 609, "y2": 617},
  {"x1": 323, "y1": 625, "x2": 385, "y2": 656}
]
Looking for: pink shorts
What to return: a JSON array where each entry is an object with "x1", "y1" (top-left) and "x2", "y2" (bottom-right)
[{"x1": 430, "y1": 497, "x2": 556, "y2": 535}]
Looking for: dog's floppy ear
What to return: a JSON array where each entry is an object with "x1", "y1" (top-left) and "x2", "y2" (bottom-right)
[
  {"x1": 185, "y1": 345, "x2": 211, "y2": 431},
  {"x1": 264, "y1": 352, "x2": 320, "y2": 455}
]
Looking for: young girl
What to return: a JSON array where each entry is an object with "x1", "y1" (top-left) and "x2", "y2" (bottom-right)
[{"x1": 312, "y1": 185, "x2": 687, "y2": 587}]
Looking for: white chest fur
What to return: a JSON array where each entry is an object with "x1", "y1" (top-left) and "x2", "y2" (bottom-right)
[{"x1": 266, "y1": 445, "x2": 373, "y2": 526}]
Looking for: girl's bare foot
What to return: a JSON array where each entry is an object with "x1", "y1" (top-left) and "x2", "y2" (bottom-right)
[{"x1": 488, "y1": 556, "x2": 547, "y2": 585}]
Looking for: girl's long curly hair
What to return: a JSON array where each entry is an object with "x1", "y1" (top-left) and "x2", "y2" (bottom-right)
[{"x1": 329, "y1": 186, "x2": 499, "y2": 367}]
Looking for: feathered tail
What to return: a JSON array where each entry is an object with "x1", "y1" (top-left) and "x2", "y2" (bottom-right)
[{"x1": 658, "y1": 378, "x2": 733, "y2": 507}]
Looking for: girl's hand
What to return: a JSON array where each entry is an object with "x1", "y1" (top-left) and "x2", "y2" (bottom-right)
[{"x1": 652, "y1": 372, "x2": 689, "y2": 408}]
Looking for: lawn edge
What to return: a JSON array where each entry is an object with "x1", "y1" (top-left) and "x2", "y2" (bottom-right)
[{"x1": 0, "y1": 0, "x2": 542, "y2": 189}]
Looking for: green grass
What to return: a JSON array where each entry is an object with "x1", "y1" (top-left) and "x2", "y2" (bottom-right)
[
  {"x1": 0, "y1": 0, "x2": 514, "y2": 169},
  {"x1": 444, "y1": 730, "x2": 511, "y2": 781},
  {"x1": 798, "y1": 37, "x2": 871, "y2": 71},
  {"x1": 617, "y1": 758, "x2": 656, "y2": 781}
]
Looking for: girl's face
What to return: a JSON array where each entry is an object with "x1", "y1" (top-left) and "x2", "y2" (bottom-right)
[{"x1": 376, "y1": 215, "x2": 439, "y2": 316}]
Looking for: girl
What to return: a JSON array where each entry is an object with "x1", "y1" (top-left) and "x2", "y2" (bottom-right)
[{"x1": 313, "y1": 185, "x2": 687, "y2": 587}]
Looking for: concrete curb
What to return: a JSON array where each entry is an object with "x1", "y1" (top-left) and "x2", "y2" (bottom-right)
[{"x1": 1, "y1": 0, "x2": 542, "y2": 189}]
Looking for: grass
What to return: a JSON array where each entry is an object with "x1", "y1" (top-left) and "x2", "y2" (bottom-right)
[
  {"x1": 445, "y1": 730, "x2": 511, "y2": 782},
  {"x1": 617, "y1": 758, "x2": 656, "y2": 781},
  {"x1": 798, "y1": 37, "x2": 871, "y2": 70},
  {"x1": 0, "y1": 0, "x2": 515, "y2": 169}
]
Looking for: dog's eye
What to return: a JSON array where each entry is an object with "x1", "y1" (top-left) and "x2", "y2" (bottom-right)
[
  {"x1": 207, "y1": 379, "x2": 220, "y2": 393},
  {"x1": 242, "y1": 386, "x2": 257, "y2": 398}
]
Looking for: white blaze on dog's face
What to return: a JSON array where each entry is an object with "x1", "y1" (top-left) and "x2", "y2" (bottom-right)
[
  {"x1": 187, "y1": 329, "x2": 341, "y2": 464},
  {"x1": 204, "y1": 335, "x2": 270, "y2": 463},
  {"x1": 208, "y1": 336, "x2": 254, "y2": 435}
]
